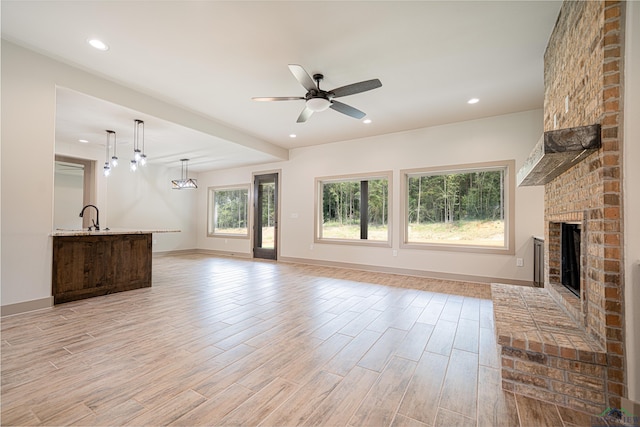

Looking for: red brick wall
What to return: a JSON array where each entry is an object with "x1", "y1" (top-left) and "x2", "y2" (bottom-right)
[{"x1": 543, "y1": 0, "x2": 625, "y2": 408}]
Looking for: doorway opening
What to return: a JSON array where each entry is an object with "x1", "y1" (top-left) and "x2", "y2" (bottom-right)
[{"x1": 54, "y1": 155, "x2": 95, "y2": 230}]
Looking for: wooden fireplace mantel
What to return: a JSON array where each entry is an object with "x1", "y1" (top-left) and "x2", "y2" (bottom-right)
[{"x1": 517, "y1": 124, "x2": 601, "y2": 186}]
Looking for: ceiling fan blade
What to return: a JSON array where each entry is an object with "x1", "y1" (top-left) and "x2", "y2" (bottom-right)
[
  {"x1": 297, "y1": 106, "x2": 314, "y2": 123},
  {"x1": 330, "y1": 101, "x2": 366, "y2": 119},
  {"x1": 330, "y1": 79, "x2": 382, "y2": 98},
  {"x1": 252, "y1": 97, "x2": 305, "y2": 101},
  {"x1": 289, "y1": 64, "x2": 317, "y2": 92}
]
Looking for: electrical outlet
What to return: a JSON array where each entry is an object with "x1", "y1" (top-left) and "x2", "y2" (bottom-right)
[
  {"x1": 516, "y1": 258, "x2": 524, "y2": 267},
  {"x1": 393, "y1": 250, "x2": 398, "y2": 257},
  {"x1": 310, "y1": 244, "x2": 314, "y2": 251}
]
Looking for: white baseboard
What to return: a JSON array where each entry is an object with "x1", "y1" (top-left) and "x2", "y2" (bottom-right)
[
  {"x1": 153, "y1": 248, "x2": 251, "y2": 259},
  {"x1": 279, "y1": 256, "x2": 533, "y2": 286},
  {"x1": 1, "y1": 297, "x2": 54, "y2": 317},
  {"x1": 152, "y1": 251, "x2": 532, "y2": 286},
  {"x1": 192, "y1": 249, "x2": 252, "y2": 259},
  {"x1": 152, "y1": 249, "x2": 201, "y2": 257}
]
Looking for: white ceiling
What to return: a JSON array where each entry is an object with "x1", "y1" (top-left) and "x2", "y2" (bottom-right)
[{"x1": 1, "y1": 1, "x2": 562, "y2": 172}]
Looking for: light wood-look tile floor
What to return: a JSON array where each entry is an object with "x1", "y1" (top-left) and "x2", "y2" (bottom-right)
[{"x1": 1, "y1": 254, "x2": 596, "y2": 426}]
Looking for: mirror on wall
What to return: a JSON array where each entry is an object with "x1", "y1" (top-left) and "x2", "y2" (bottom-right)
[{"x1": 54, "y1": 155, "x2": 95, "y2": 230}]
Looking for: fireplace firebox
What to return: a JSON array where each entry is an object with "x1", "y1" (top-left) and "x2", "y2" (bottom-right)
[{"x1": 561, "y1": 223, "x2": 581, "y2": 296}]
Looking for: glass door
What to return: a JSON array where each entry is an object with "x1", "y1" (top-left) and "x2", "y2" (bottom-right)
[{"x1": 253, "y1": 173, "x2": 278, "y2": 260}]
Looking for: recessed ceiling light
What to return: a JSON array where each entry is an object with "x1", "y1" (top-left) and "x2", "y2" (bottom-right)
[
  {"x1": 289, "y1": 134, "x2": 297, "y2": 138},
  {"x1": 88, "y1": 38, "x2": 109, "y2": 51},
  {"x1": 363, "y1": 119, "x2": 372, "y2": 124},
  {"x1": 467, "y1": 98, "x2": 480, "y2": 104},
  {"x1": 78, "y1": 139, "x2": 89, "y2": 143}
]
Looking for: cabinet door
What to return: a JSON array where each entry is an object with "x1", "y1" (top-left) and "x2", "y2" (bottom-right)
[
  {"x1": 53, "y1": 236, "x2": 111, "y2": 303},
  {"x1": 111, "y1": 234, "x2": 152, "y2": 289}
]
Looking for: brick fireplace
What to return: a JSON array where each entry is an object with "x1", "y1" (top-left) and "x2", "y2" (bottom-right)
[
  {"x1": 493, "y1": 0, "x2": 627, "y2": 413},
  {"x1": 544, "y1": 0, "x2": 626, "y2": 408}
]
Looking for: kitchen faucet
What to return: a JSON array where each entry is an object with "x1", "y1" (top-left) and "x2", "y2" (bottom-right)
[{"x1": 79, "y1": 204, "x2": 100, "y2": 231}]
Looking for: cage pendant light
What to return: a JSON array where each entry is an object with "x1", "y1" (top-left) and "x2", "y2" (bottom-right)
[{"x1": 172, "y1": 159, "x2": 198, "y2": 189}]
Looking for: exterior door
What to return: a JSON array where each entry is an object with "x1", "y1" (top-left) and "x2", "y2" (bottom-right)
[{"x1": 253, "y1": 173, "x2": 278, "y2": 260}]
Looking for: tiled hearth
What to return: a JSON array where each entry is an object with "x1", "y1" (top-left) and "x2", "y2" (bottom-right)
[{"x1": 492, "y1": 284, "x2": 607, "y2": 413}]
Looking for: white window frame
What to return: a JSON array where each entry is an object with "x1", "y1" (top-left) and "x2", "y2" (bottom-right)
[
  {"x1": 315, "y1": 171, "x2": 392, "y2": 247},
  {"x1": 207, "y1": 184, "x2": 251, "y2": 238},
  {"x1": 400, "y1": 160, "x2": 515, "y2": 255}
]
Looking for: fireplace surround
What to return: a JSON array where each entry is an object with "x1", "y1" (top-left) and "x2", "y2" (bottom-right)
[
  {"x1": 494, "y1": 0, "x2": 626, "y2": 412},
  {"x1": 539, "y1": 0, "x2": 625, "y2": 409},
  {"x1": 546, "y1": 219, "x2": 587, "y2": 337}
]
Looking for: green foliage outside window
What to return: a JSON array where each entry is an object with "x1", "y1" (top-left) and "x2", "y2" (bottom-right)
[
  {"x1": 319, "y1": 176, "x2": 389, "y2": 242},
  {"x1": 208, "y1": 187, "x2": 249, "y2": 236},
  {"x1": 406, "y1": 168, "x2": 506, "y2": 247}
]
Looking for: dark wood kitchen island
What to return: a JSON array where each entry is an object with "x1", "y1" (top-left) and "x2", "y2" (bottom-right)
[{"x1": 51, "y1": 229, "x2": 178, "y2": 304}]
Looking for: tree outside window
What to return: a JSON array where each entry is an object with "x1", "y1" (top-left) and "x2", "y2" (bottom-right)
[
  {"x1": 316, "y1": 172, "x2": 391, "y2": 245},
  {"x1": 402, "y1": 161, "x2": 514, "y2": 252},
  {"x1": 207, "y1": 186, "x2": 250, "y2": 237}
]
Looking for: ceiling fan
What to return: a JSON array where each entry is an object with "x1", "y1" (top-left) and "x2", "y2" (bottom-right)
[{"x1": 252, "y1": 64, "x2": 382, "y2": 123}]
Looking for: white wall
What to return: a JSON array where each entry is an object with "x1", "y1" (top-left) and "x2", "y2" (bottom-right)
[
  {"x1": 105, "y1": 162, "x2": 197, "y2": 252},
  {"x1": 2, "y1": 41, "x2": 57, "y2": 307},
  {"x1": 56, "y1": 141, "x2": 198, "y2": 252},
  {"x1": 0, "y1": 38, "x2": 545, "y2": 307},
  {"x1": 198, "y1": 109, "x2": 545, "y2": 284},
  {"x1": 1, "y1": 41, "x2": 199, "y2": 308},
  {"x1": 624, "y1": 0, "x2": 640, "y2": 405}
]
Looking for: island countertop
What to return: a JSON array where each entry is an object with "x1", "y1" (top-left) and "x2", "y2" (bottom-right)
[{"x1": 51, "y1": 228, "x2": 180, "y2": 237}]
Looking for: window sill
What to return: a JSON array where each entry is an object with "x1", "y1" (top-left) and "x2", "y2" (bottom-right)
[
  {"x1": 207, "y1": 233, "x2": 250, "y2": 239},
  {"x1": 401, "y1": 241, "x2": 514, "y2": 255},
  {"x1": 315, "y1": 238, "x2": 392, "y2": 248}
]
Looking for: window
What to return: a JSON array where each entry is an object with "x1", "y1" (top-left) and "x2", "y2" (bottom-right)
[
  {"x1": 401, "y1": 160, "x2": 514, "y2": 253},
  {"x1": 207, "y1": 185, "x2": 250, "y2": 237},
  {"x1": 316, "y1": 172, "x2": 391, "y2": 245}
]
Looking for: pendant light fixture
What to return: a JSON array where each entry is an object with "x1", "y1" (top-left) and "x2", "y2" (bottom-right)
[
  {"x1": 108, "y1": 130, "x2": 118, "y2": 167},
  {"x1": 131, "y1": 119, "x2": 147, "y2": 171},
  {"x1": 103, "y1": 130, "x2": 115, "y2": 177},
  {"x1": 171, "y1": 159, "x2": 198, "y2": 189}
]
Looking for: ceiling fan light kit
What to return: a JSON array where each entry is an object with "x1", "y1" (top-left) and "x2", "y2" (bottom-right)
[
  {"x1": 306, "y1": 97, "x2": 331, "y2": 112},
  {"x1": 252, "y1": 64, "x2": 382, "y2": 123}
]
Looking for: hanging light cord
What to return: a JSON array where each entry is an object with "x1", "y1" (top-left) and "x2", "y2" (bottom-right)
[
  {"x1": 105, "y1": 132, "x2": 110, "y2": 161},
  {"x1": 140, "y1": 120, "x2": 145, "y2": 156}
]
